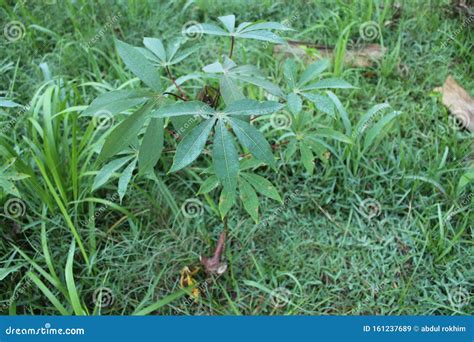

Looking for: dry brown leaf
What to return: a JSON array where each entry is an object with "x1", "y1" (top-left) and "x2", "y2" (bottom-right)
[
  {"x1": 274, "y1": 42, "x2": 386, "y2": 67},
  {"x1": 434, "y1": 75, "x2": 474, "y2": 132}
]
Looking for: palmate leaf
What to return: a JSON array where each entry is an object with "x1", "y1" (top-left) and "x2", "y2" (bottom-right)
[
  {"x1": 300, "y1": 143, "x2": 314, "y2": 174},
  {"x1": 118, "y1": 159, "x2": 137, "y2": 201},
  {"x1": 224, "y1": 99, "x2": 284, "y2": 116},
  {"x1": 287, "y1": 92, "x2": 302, "y2": 115},
  {"x1": 138, "y1": 118, "x2": 164, "y2": 174},
  {"x1": 241, "y1": 172, "x2": 282, "y2": 203},
  {"x1": 228, "y1": 117, "x2": 275, "y2": 168},
  {"x1": 153, "y1": 101, "x2": 215, "y2": 118},
  {"x1": 98, "y1": 102, "x2": 154, "y2": 162},
  {"x1": 219, "y1": 186, "x2": 236, "y2": 219},
  {"x1": 298, "y1": 59, "x2": 330, "y2": 86},
  {"x1": 213, "y1": 120, "x2": 239, "y2": 193},
  {"x1": 93, "y1": 156, "x2": 133, "y2": 191},
  {"x1": 188, "y1": 14, "x2": 291, "y2": 44},
  {"x1": 203, "y1": 57, "x2": 283, "y2": 100},
  {"x1": 115, "y1": 39, "x2": 162, "y2": 91},
  {"x1": 239, "y1": 178, "x2": 259, "y2": 223},
  {"x1": 170, "y1": 118, "x2": 216, "y2": 172},
  {"x1": 81, "y1": 89, "x2": 152, "y2": 117},
  {"x1": 301, "y1": 78, "x2": 354, "y2": 91},
  {"x1": 302, "y1": 93, "x2": 335, "y2": 117}
]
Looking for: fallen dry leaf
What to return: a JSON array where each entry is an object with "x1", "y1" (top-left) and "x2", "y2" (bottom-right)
[
  {"x1": 274, "y1": 42, "x2": 386, "y2": 68},
  {"x1": 434, "y1": 75, "x2": 474, "y2": 132}
]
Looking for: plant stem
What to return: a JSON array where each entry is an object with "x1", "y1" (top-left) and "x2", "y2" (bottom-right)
[
  {"x1": 229, "y1": 36, "x2": 235, "y2": 58},
  {"x1": 163, "y1": 92, "x2": 187, "y2": 101},
  {"x1": 165, "y1": 66, "x2": 188, "y2": 101}
]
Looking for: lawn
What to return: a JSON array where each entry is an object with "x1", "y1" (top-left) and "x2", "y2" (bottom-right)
[{"x1": 0, "y1": 0, "x2": 472, "y2": 316}]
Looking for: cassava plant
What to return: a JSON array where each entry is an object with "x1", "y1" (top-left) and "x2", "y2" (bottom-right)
[{"x1": 82, "y1": 14, "x2": 355, "y2": 272}]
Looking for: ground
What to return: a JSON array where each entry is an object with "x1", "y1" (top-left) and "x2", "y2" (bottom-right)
[{"x1": 0, "y1": 0, "x2": 472, "y2": 315}]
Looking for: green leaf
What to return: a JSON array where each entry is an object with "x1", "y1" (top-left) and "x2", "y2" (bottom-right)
[
  {"x1": 153, "y1": 101, "x2": 214, "y2": 118},
  {"x1": 327, "y1": 91, "x2": 352, "y2": 135},
  {"x1": 219, "y1": 186, "x2": 236, "y2": 219},
  {"x1": 138, "y1": 118, "x2": 164, "y2": 174},
  {"x1": 298, "y1": 59, "x2": 330, "y2": 86},
  {"x1": 300, "y1": 143, "x2": 314, "y2": 174},
  {"x1": 0, "y1": 266, "x2": 22, "y2": 281},
  {"x1": 98, "y1": 102, "x2": 154, "y2": 162},
  {"x1": 228, "y1": 117, "x2": 275, "y2": 168},
  {"x1": 132, "y1": 288, "x2": 190, "y2": 315},
  {"x1": 93, "y1": 156, "x2": 133, "y2": 191},
  {"x1": 287, "y1": 93, "x2": 302, "y2": 115},
  {"x1": 283, "y1": 59, "x2": 298, "y2": 89},
  {"x1": 241, "y1": 173, "x2": 282, "y2": 203},
  {"x1": 363, "y1": 110, "x2": 401, "y2": 150},
  {"x1": 225, "y1": 99, "x2": 284, "y2": 116},
  {"x1": 81, "y1": 89, "x2": 151, "y2": 117},
  {"x1": 313, "y1": 128, "x2": 353, "y2": 144},
  {"x1": 353, "y1": 103, "x2": 391, "y2": 136},
  {"x1": 301, "y1": 78, "x2": 353, "y2": 90},
  {"x1": 143, "y1": 37, "x2": 166, "y2": 62},
  {"x1": 0, "y1": 99, "x2": 21, "y2": 108},
  {"x1": 237, "y1": 30, "x2": 285, "y2": 44},
  {"x1": 189, "y1": 23, "x2": 229, "y2": 36},
  {"x1": 197, "y1": 175, "x2": 219, "y2": 195},
  {"x1": 27, "y1": 272, "x2": 69, "y2": 315},
  {"x1": 234, "y1": 74, "x2": 283, "y2": 97},
  {"x1": 118, "y1": 159, "x2": 137, "y2": 201},
  {"x1": 302, "y1": 93, "x2": 334, "y2": 116},
  {"x1": 115, "y1": 39, "x2": 161, "y2": 91},
  {"x1": 218, "y1": 15, "x2": 236, "y2": 32},
  {"x1": 239, "y1": 22, "x2": 293, "y2": 32},
  {"x1": 170, "y1": 118, "x2": 216, "y2": 172},
  {"x1": 213, "y1": 120, "x2": 239, "y2": 193},
  {"x1": 239, "y1": 178, "x2": 259, "y2": 223},
  {"x1": 65, "y1": 241, "x2": 86, "y2": 315},
  {"x1": 220, "y1": 74, "x2": 244, "y2": 106}
]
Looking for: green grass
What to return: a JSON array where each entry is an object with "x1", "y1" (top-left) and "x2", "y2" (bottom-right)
[{"x1": 0, "y1": 0, "x2": 472, "y2": 315}]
